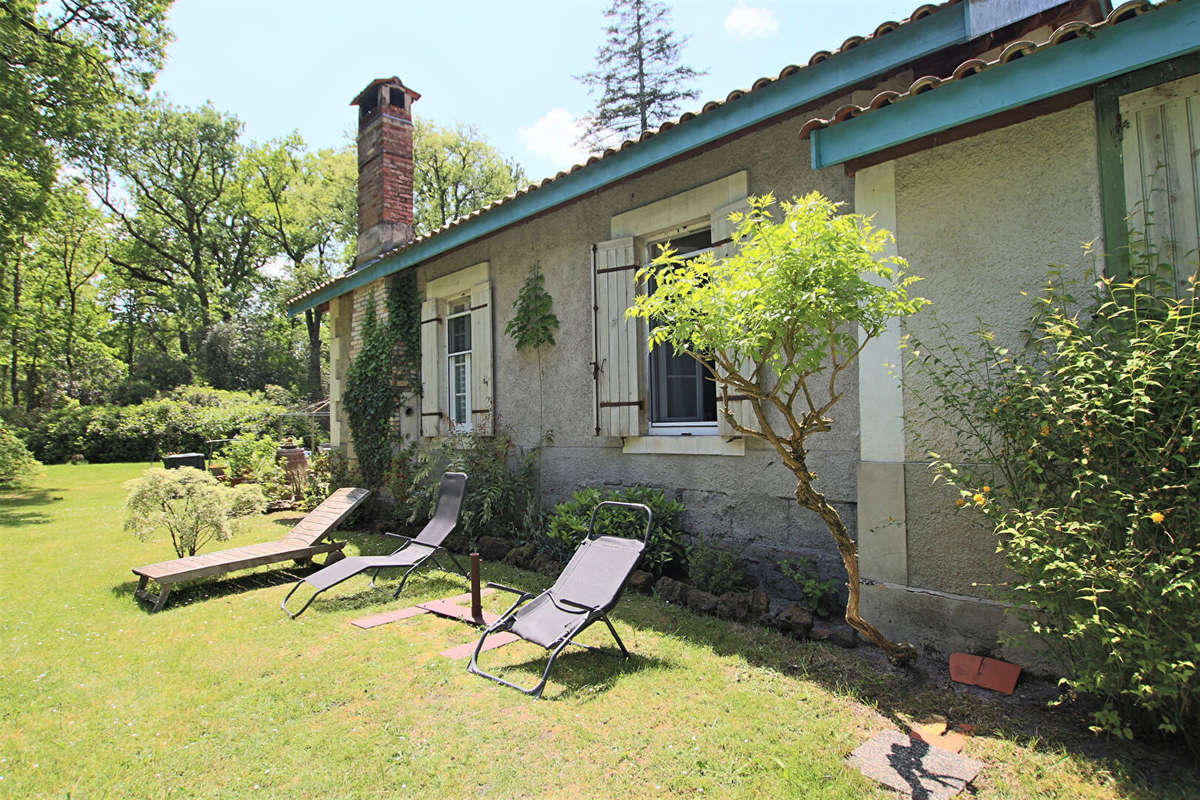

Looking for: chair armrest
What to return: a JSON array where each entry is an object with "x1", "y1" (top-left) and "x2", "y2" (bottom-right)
[
  {"x1": 382, "y1": 531, "x2": 414, "y2": 542},
  {"x1": 558, "y1": 597, "x2": 600, "y2": 613},
  {"x1": 486, "y1": 581, "x2": 531, "y2": 599}
]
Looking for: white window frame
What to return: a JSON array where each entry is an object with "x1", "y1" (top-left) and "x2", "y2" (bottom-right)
[
  {"x1": 445, "y1": 297, "x2": 472, "y2": 433},
  {"x1": 645, "y1": 236, "x2": 719, "y2": 436}
]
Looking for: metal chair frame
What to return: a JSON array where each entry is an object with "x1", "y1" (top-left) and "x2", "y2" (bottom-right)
[{"x1": 468, "y1": 501, "x2": 652, "y2": 698}]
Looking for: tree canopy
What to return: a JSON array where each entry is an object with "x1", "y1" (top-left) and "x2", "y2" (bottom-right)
[
  {"x1": 413, "y1": 119, "x2": 526, "y2": 236},
  {"x1": 577, "y1": 0, "x2": 703, "y2": 149}
]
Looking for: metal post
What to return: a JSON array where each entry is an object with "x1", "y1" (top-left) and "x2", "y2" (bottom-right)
[{"x1": 470, "y1": 552, "x2": 482, "y2": 622}]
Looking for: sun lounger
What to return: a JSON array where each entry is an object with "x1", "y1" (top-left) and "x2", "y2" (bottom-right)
[
  {"x1": 132, "y1": 486, "x2": 370, "y2": 612},
  {"x1": 281, "y1": 472, "x2": 468, "y2": 619},
  {"x1": 468, "y1": 500, "x2": 652, "y2": 698}
]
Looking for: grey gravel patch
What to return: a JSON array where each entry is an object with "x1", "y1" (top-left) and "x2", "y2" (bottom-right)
[{"x1": 848, "y1": 729, "x2": 983, "y2": 799}]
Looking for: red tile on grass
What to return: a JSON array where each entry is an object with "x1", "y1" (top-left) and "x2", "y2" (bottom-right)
[
  {"x1": 418, "y1": 598, "x2": 499, "y2": 626},
  {"x1": 351, "y1": 605, "x2": 428, "y2": 629},
  {"x1": 977, "y1": 657, "x2": 1022, "y2": 695},
  {"x1": 440, "y1": 632, "x2": 520, "y2": 659},
  {"x1": 949, "y1": 652, "x2": 984, "y2": 685}
]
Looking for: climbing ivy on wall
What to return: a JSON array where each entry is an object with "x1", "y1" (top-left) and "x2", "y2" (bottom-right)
[
  {"x1": 342, "y1": 274, "x2": 421, "y2": 489},
  {"x1": 505, "y1": 263, "x2": 559, "y2": 351}
]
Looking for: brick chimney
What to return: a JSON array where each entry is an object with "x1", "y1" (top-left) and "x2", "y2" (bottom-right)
[{"x1": 351, "y1": 77, "x2": 420, "y2": 266}]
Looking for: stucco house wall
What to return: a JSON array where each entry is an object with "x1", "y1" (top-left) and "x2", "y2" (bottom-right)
[
  {"x1": 335, "y1": 101, "x2": 888, "y2": 597},
  {"x1": 854, "y1": 101, "x2": 1105, "y2": 660}
]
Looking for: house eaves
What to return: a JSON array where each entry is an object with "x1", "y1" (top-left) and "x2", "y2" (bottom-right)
[
  {"x1": 287, "y1": 1, "x2": 978, "y2": 316},
  {"x1": 803, "y1": 0, "x2": 1199, "y2": 169}
]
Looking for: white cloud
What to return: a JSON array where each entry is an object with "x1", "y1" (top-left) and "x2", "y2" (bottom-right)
[
  {"x1": 519, "y1": 109, "x2": 590, "y2": 170},
  {"x1": 724, "y1": 3, "x2": 779, "y2": 40}
]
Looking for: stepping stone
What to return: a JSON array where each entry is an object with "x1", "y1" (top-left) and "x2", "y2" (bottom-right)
[
  {"x1": 418, "y1": 597, "x2": 500, "y2": 626},
  {"x1": 440, "y1": 632, "x2": 520, "y2": 659},
  {"x1": 351, "y1": 605, "x2": 428, "y2": 629},
  {"x1": 849, "y1": 729, "x2": 983, "y2": 799}
]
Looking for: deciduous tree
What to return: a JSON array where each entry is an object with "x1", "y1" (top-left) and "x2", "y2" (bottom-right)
[
  {"x1": 413, "y1": 120, "x2": 526, "y2": 237},
  {"x1": 629, "y1": 193, "x2": 927, "y2": 664}
]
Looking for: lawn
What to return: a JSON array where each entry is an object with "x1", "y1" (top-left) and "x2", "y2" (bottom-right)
[{"x1": 0, "y1": 463, "x2": 1194, "y2": 799}]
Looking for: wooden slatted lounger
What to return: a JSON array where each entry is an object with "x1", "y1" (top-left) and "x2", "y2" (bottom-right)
[{"x1": 131, "y1": 486, "x2": 369, "y2": 612}]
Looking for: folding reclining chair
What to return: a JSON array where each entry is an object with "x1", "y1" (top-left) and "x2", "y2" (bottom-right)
[
  {"x1": 468, "y1": 500, "x2": 652, "y2": 698},
  {"x1": 281, "y1": 472, "x2": 468, "y2": 618}
]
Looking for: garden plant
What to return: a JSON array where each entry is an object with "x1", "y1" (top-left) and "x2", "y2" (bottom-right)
[
  {"x1": 907, "y1": 258, "x2": 1200, "y2": 754},
  {"x1": 629, "y1": 192, "x2": 926, "y2": 663},
  {"x1": 124, "y1": 466, "x2": 266, "y2": 558}
]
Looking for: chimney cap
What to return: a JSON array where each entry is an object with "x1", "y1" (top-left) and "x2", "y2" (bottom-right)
[{"x1": 350, "y1": 76, "x2": 421, "y2": 107}]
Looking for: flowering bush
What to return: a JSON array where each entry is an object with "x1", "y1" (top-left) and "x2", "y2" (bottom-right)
[{"x1": 908, "y1": 265, "x2": 1200, "y2": 753}]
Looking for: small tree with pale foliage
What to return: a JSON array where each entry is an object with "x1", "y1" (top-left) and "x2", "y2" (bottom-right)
[
  {"x1": 125, "y1": 467, "x2": 265, "y2": 558},
  {"x1": 629, "y1": 193, "x2": 927, "y2": 664}
]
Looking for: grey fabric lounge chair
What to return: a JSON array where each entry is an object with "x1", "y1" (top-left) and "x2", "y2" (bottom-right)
[
  {"x1": 468, "y1": 500, "x2": 652, "y2": 698},
  {"x1": 281, "y1": 472, "x2": 468, "y2": 618},
  {"x1": 132, "y1": 486, "x2": 370, "y2": 612}
]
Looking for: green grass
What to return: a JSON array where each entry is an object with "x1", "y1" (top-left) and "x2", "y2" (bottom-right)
[{"x1": 0, "y1": 463, "x2": 1195, "y2": 799}]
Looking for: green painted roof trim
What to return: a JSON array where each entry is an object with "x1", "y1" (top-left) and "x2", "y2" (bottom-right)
[
  {"x1": 288, "y1": 3, "x2": 971, "y2": 316},
  {"x1": 810, "y1": 1, "x2": 1200, "y2": 169}
]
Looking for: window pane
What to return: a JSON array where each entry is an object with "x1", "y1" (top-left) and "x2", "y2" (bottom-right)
[{"x1": 448, "y1": 314, "x2": 471, "y2": 354}]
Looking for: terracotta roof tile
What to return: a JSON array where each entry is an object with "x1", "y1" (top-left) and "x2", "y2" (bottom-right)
[
  {"x1": 290, "y1": 0, "x2": 969, "y2": 308},
  {"x1": 798, "y1": 0, "x2": 1173, "y2": 141}
]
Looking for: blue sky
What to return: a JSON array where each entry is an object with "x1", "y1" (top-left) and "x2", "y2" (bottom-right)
[{"x1": 154, "y1": 0, "x2": 923, "y2": 181}]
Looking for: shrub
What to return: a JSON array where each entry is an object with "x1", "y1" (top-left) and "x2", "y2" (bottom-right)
[
  {"x1": 124, "y1": 467, "x2": 265, "y2": 557},
  {"x1": 20, "y1": 386, "x2": 304, "y2": 464},
  {"x1": 780, "y1": 556, "x2": 839, "y2": 618},
  {"x1": 546, "y1": 485, "x2": 685, "y2": 577},
  {"x1": 398, "y1": 429, "x2": 539, "y2": 551},
  {"x1": 908, "y1": 264, "x2": 1200, "y2": 753},
  {"x1": 0, "y1": 424, "x2": 41, "y2": 488},
  {"x1": 686, "y1": 541, "x2": 750, "y2": 596}
]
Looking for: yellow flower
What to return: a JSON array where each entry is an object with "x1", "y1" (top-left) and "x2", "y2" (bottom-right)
[
  {"x1": 955, "y1": 498, "x2": 966, "y2": 507},
  {"x1": 973, "y1": 493, "x2": 986, "y2": 506},
  {"x1": 982, "y1": 486, "x2": 991, "y2": 493},
  {"x1": 1150, "y1": 511, "x2": 1165, "y2": 524}
]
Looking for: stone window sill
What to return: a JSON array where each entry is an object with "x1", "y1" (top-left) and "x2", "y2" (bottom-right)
[{"x1": 621, "y1": 436, "x2": 745, "y2": 457}]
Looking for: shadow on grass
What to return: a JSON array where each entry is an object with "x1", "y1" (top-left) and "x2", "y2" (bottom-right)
[
  {"x1": 0, "y1": 487, "x2": 64, "y2": 527},
  {"x1": 615, "y1": 592, "x2": 1198, "y2": 799},
  {"x1": 472, "y1": 645, "x2": 672, "y2": 702},
  {"x1": 309, "y1": 572, "x2": 469, "y2": 614},
  {"x1": 112, "y1": 562, "x2": 329, "y2": 613}
]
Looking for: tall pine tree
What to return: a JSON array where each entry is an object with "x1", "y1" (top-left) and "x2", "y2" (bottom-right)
[{"x1": 577, "y1": 0, "x2": 703, "y2": 150}]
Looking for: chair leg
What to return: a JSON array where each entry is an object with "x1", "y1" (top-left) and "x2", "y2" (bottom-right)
[
  {"x1": 390, "y1": 563, "x2": 424, "y2": 599},
  {"x1": 601, "y1": 615, "x2": 630, "y2": 658},
  {"x1": 281, "y1": 579, "x2": 325, "y2": 619}
]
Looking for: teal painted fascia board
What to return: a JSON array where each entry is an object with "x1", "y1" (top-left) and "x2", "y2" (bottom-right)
[
  {"x1": 811, "y1": 1, "x2": 1200, "y2": 169},
  {"x1": 288, "y1": 4, "x2": 970, "y2": 315}
]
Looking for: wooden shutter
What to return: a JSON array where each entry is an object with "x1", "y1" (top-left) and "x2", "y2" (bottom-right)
[
  {"x1": 419, "y1": 298, "x2": 443, "y2": 437},
  {"x1": 711, "y1": 198, "x2": 757, "y2": 436},
  {"x1": 469, "y1": 280, "x2": 494, "y2": 436},
  {"x1": 593, "y1": 236, "x2": 643, "y2": 437},
  {"x1": 1119, "y1": 73, "x2": 1200, "y2": 298}
]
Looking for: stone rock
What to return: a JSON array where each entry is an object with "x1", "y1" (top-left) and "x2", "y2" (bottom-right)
[
  {"x1": 504, "y1": 544, "x2": 536, "y2": 569},
  {"x1": 686, "y1": 589, "x2": 719, "y2": 615},
  {"x1": 775, "y1": 603, "x2": 814, "y2": 639},
  {"x1": 475, "y1": 536, "x2": 511, "y2": 562},
  {"x1": 654, "y1": 576, "x2": 688, "y2": 604},
  {"x1": 812, "y1": 623, "x2": 858, "y2": 648},
  {"x1": 749, "y1": 589, "x2": 770, "y2": 619},
  {"x1": 627, "y1": 570, "x2": 655, "y2": 594},
  {"x1": 716, "y1": 591, "x2": 751, "y2": 621},
  {"x1": 531, "y1": 555, "x2": 562, "y2": 577}
]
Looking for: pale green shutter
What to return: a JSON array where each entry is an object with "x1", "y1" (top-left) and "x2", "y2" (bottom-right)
[
  {"x1": 593, "y1": 237, "x2": 643, "y2": 437},
  {"x1": 711, "y1": 198, "x2": 757, "y2": 436},
  {"x1": 420, "y1": 298, "x2": 443, "y2": 437},
  {"x1": 1119, "y1": 73, "x2": 1200, "y2": 297},
  {"x1": 469, "y1": 280, "x2": 494, "y2": 436}
]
